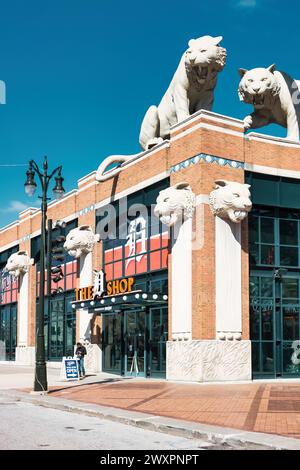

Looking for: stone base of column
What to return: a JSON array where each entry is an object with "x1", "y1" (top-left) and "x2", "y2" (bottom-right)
[
  {"x1": 167, "y1": 340, "x2": 251, "y2": 382},
  {"x1": 83, "y1": 343, "x2": 102, "y2": 373},
  {"x1": 15, "y1": 346, "x2": 35, "y2": 366}
]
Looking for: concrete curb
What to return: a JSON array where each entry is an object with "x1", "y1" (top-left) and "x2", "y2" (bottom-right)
[{"x1": 1, "y1": 389, "x2": 300, "y2": 450}]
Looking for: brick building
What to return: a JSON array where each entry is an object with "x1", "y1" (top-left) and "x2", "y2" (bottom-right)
[{"x1": 1, "y1": 109, "x2": 300, "y2": 381}]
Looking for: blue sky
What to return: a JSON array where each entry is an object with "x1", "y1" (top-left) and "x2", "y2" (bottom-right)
[{"x1": 0, "y1": 0, "x2": 299, "y2": 227}]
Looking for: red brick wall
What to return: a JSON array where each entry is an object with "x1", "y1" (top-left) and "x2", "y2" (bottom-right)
[{"x1": 2, "y1": 111, "x2": 300, "y2": 347}]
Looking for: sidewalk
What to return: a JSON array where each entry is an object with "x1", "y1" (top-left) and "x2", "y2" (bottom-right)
[
  {"x1": 2, "y1": 364, "x2": 300, "y2": 448},
  {"x1": 46, "y1": 379, "x2": 300, "y2": 440}
]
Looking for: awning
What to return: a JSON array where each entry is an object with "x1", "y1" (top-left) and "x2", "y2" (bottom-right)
[{"x1": 71, "y1": 290, "x2": 168, "y2": 313}]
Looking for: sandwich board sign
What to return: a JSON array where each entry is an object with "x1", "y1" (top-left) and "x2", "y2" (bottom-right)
[{"x1": 61, "y1": 356, "x2": 80, "y2": 381}]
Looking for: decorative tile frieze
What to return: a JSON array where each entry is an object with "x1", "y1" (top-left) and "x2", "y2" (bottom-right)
[
  {"x1": 78, "y1": 204, "x2": 95, "y2": 217},
  {"x1": 20, "y1": 234, "x2": 31, "y2": 242},
  {"x1": 170, "y1": 153, "x2": 244, "y2": 174}
]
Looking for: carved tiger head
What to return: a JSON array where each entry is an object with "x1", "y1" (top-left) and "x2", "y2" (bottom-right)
[
  {"x1": 209, "y1": 180, "x2": 252, "y2": 223},
  {"x1": 154, "y1": 183, "x2": 196, "y2": 227},
  {"x1": 238, "y1": 64, "x2": 281, "y2": 109},
  {"x1": 185, "y1": 35, "x2": 227, "y2": 87}
]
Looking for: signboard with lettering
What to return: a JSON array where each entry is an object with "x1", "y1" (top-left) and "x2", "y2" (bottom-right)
[
  {"x1": 61, "y1": 357, "x2": 80, "y2": 381},
  {"x1": 75, "y1": 270, "x2": 135, "y2": 302}
]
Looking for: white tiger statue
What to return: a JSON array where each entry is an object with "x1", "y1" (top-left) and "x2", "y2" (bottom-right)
[
  {"x1": 140, "y1": 35, "x2": 226, "y2": 150},
  {"x1": 209, "y1": 180, "x2": 252, "y2": 223},
  {"x1": 64, "y1": 225, "x2": 100, "y2": 258},
  {"x1": 95, "y1": 35, "x2": 226, "y2": 182},
  {"x1": 154, "y1": 182, "x2": 196, "y2": 227},
  {"x1": 5, "y1": 251, "x2": 34, "y2": 277},
  {"x1": 238, "y1": 64, "x2": 300, "y2": 140}
]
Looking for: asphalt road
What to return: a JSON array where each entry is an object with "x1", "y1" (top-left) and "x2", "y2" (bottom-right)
[{"x1": 0, "y1": 396, "x2": 213, "y2": 450}]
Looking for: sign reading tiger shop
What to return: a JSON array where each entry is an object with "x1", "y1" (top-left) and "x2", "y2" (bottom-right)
[{"x1": 74, "y1": 269, "x2": 135, "y2": 302}]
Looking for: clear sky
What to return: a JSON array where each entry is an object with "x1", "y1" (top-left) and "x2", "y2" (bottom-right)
[{"x1": 0, "y1": 0, "x2": 299, "y2": 227}]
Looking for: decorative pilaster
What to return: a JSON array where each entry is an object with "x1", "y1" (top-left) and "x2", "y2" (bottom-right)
[
  {"x1": 64, "y1": 225, "x2": 100, "y2": 372},
  {"x1": 4, "y1": 251, "x2": 35, "y2": 364},
  {"x1": 209, "y1": 179, "x2": 252, "y2": 340},
  {"x1": 171, "y1": 218, "x2": 193, "y2": 340},
  {"x1": 154, "y1": 182, "x2": 196, "y2": 340}
]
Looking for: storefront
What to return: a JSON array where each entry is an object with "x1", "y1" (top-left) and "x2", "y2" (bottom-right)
[
  {"x1": 31, "y1": 220, "x2": 78, "y2": 362},
  {"x1": 1, "y1": 109, "x2": 300, "y2": 382},
  {"x1": 0, "y1": 246, "x2": 19, "y2": 361},
  {"x1": 101, "y1": 274, "x2": 168, "y2": 378},
  {"x1": 76, "y1": 276, "x2": 168, "y2": 377},
  {"x1": 248, "y1": 173, "x2": 300, "y2": 378},
  {"x1": 72, "y1": 179, "x2": 170, "y2": 377}
]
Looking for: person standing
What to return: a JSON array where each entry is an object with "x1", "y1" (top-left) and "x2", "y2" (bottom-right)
[{"x1": 75, "y1": 342, "x2": 87, "y2": 378}]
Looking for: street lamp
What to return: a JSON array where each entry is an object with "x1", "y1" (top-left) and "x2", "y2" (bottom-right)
[{"x1": 24, "y1": 156, "x2": 65, "y2": 392}]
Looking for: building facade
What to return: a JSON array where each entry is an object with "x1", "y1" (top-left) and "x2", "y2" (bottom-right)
[{"x1": 1, "y1": 110, "x2": 300, "y2": 381}]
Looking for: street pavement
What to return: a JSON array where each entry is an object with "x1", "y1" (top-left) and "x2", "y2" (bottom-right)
[{"x1": 0, "y1": 396, "x2": 213, "y2": 450}]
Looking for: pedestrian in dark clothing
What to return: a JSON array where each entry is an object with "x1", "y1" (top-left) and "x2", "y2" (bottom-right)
[{"x1": 75, "y1": 342, "x2": 87, "y2": 378}]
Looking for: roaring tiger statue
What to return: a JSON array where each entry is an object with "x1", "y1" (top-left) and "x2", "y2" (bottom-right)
[
  {"x1": 96, "y1": 35, "x2": 226, "y2": 182},
  {"x1": 154, "y1": 183, "x2": 196, "y2": 227},
  {"x1": 238, "y1": 64, "x2": 300, "y2": 140},
  {"x1": 209, "y1": 180, "x2": 252, "y2": 223},
  {"x1": 139, "y1": 35, "x2": 227, "y2": 150}
]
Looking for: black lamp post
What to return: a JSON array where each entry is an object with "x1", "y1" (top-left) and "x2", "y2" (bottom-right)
[{"x1": 24, "y1": 156, "x2": 65, "y2": 392}]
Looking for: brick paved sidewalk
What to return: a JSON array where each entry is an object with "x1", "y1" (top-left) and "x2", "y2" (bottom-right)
[{"x1": 47, "y1": 380, "x2": 300, "y2": 439}]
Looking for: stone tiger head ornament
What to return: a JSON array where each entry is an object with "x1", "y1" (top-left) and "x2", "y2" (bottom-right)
[
  {"x1": 64, "y1": 225, "x2": 100, "y2": 258},
  {"x1": 4, "y1": 251, "x2": 34, "y2": 277},
  {"x1": 209, "y1": 180, "x2": 252, "y2": 223},
  {"x1": 154, "y1": 183, "x2": 196, "y2": 227},
  {"x1": 185, "y1": 35, "x2": 227, "y2": 89},
  {"x1": 238, "y1": 64, "x2": 281, "y2": 109}
]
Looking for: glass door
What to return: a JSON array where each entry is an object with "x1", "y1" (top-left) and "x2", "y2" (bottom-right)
[
  {"x1": 149, "y1": 307, "x2": 168, "y2": 378},
  {"x1": 0, "y1": 304, "x2": 17, "y2": 361},
  {"x1": 124, "y1": 310, "x2": 146, "y2": 377},
  {"x1": 49, "y1": 297, "x2": 64, "y2": 360},
  {"x1": 281, "y1": 275, "x2": 300, "y2": 376},
  {"x1": 250, "y1": 271, "x2": 300, "y2": 378},
  {"x1": 102, "y1": 313, "x2": 122, "y2": 374}
]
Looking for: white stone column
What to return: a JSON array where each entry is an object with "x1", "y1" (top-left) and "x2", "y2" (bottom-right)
[
  {"x1": 79, "y1": 251, "x2": 93, "y2": 341},
  {"x1": 18, "y1": 272, "x2": 29, "y2": 346},
  {"x1": 78, "y1": 251, "x2": 101, "y2": 373},
  {"x1": 215, "y1": 216, "x2": 242, "y2": 340},
  {"x1": 15, "y1": 271, "x2": 35, "y2": 365},
  {"x1": 171, "y1": 218, "x2": 193, "y2": 340}
]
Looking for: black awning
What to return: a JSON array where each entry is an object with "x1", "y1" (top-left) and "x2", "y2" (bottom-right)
[{"x1": 71, "y1": 290, "x2": 168, "y2": 314}]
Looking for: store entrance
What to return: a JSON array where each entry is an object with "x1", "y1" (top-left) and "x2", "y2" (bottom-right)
[
  {"x1": 102, "y1": 306, "x2": 168, "y2": 378},
  {"x1": 0, "y1": 304, "x2": 17, "y2": 361},
  {"x1": 250, "y1": 270, "x2": 300, "y2": 378},
  {"x1": 124, "y1": 310, "x2": 146, "y2": 377}
]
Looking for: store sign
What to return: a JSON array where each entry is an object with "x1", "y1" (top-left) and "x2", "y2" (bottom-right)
[
  {"x1": 61, "y1": 357, "x2": 80, "y2": 381},
  {"x1": 75, "y1": 270, "x2": 135, "y2": 302},
  {"x1": 125, "y1": 216, "x2": 147, "y2": 269}
]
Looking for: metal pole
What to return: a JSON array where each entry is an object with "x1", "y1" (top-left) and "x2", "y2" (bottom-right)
[
  {"x1": 34, "y1": 157, "x2": 48, "y2": 392},
  {"x1": 47, "y1": 219, "x2": 52, "y2": 298}
]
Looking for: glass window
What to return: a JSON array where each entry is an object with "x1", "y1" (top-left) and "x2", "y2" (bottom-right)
[
  {"x1": 251, "y1": 342, "x2": 260, "y2": 373},
  {"x1": 280, "y1": 247, "x2": 298, "y2": 267},
  {"x1": 100, "y1": 179, "x2": 170, "y2": 280},
  {"x1": 283, "y1": 342, "x2": 300, "y2": 375},
  {"x1": 103, "y1": 314, "x2": 122, "y2": 371},
  {"x1": 261, "y1": 218, "x2": 274, "y2": 244},
  {"x1": 280, "y1": 219, "x2": 298, "y2": 245},
  {"x1": 261, "y1": 277, "x2": 273, "y2": 297},
  {"x1": 261, "y1": 245, "x2": 275, "y2": 265},
  {"x1": 249, "y1": 216, "x2": 258, "y2": 243},
  {"x1": 282, "y1": 278, "x2": 299, "y2": 299},
  {"x1": 262, "y1": 342, "x2": 274, "y2": 373}
]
